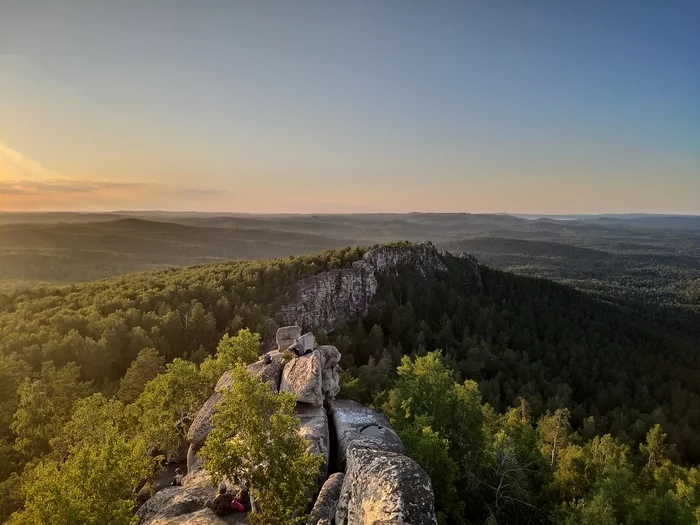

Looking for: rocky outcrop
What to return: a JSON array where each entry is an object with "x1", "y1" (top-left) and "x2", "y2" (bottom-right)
[
  {"x1": 276, "y1": 325, "x2": 302, "y2": 350},
  {"x1": 335, "y1": 440, "x2": 437, "y2": 525},
  {"x1": 281, "y1": 242, "x2": 448, "y2": 331},
  {"x1": 146, "y1": 508, "x2": 242, "y2": 524},
  {"x1": 141, "y1": 320, "x2": 438, "y2": 525},
  {"x1": 327, "y1": 399, "x2": 404, "y2": 471},
  {"x1": 296, "y1": 404, "x2": 330, "y2": 485},
  {"x1": 187, "y1": 392, "x2": 223, "y2": 446},
  {"x1": 290, "y1": 332, "x2": 315, "y2": 354},
  {"x1": 136, "y1": 483, "x2": 216, "y2": 525},
  {"x1": 307, "y1": 472, "x2": 345, "y2": 525}
]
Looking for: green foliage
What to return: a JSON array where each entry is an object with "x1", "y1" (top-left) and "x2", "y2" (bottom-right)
[
  {"x1": 200, "y1": 364, "x2": 323, "y2": 525},
  {"x1": 118, "y1": 347, "x2": 165, "y2": 404},
  {"x1": 400, "y1": 418, "x2": 465, "y2": 525},
  {"x1": 131, "y1": 358, "x2": 209, "y2": 453},
  {"x1": 384, "y1": 352, "x2": 485, "y2": 523},
  {"x1": 200, "y1": 328, "x2": 260, "y2": 387},
  {"x1": 14, "y1": 423, "x2": 152, "y2": 525},
  {"x1": 0, "y1": 354, "x2": 31, "y2": 437},
  {"x1": 11, "y1": 362, "x2": 92, "y2": 459}
]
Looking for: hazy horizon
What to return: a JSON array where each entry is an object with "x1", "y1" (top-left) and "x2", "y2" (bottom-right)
[{"x1": 1, "y1": 1, "x2": 698, "y2": 214}]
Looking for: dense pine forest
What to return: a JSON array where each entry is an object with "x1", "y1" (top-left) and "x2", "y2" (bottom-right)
[{"x1": 0, "y1": 244, "x2": 699, "y2": 524}]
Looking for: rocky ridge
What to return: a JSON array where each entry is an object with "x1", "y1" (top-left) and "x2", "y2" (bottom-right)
[
  {"x1": 138, "y1": 326, "x2": 438, "y2": 525},
  {"x1": 281, "y1": 242, "x2": 450, "y2": 331}
]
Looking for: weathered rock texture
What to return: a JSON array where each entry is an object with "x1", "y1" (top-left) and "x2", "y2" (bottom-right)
[
  {"x1": 187, "y1": 392, "x2": 223, "y2": 445},
  {"x1": 296, "y1": 404, "x2": 331, "y2": 485},
  {"x1": 280, "y1": 350, "x2": 324, "y2": 405},
  {"x1": 291, "y1": 332, "x2": 315, "y2": 353},
  {"x1": 327, "y1": 399, "x2": 404, "y2": 471},
  {"x1": 335, "y1": 440, "x2": 437, "y2": 525},
  {"x1": 307, "y1": 472, "x2": 345, "y2": 525},
  {"x1": 136, "y1": 483, "x2": 216, "y2": 525},
  {"x1": 276, "y1": 325, "x2": 302, "y2": 350},
  {"x1": 146, "y1": 508, "x2": 238, "y2": 524},
  {"x1": 281, "y1": 242, "x2": 448, "y2": 331}
]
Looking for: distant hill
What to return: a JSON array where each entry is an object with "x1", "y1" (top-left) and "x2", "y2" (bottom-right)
[{"x1": 0, "y1": 212, "x2": 697, "y2": 336}]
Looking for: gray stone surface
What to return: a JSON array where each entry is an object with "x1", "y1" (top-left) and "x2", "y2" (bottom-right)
[
  {"x1": 276, "y1": 325, "x2": 302, "y2": 350},
  {"x1": 307, "y1": 472, "x2": 345, "y2": 525},
  {"x1": 280, "y1": 349, "x2": 324, "y2": 405},
  {"x1": 146, "y1": 508, "x2": 235, "y2": 524},
  {"x1": 187, "y1": 392, "x2": 223, "y2": 445},
  {"x1": 317, "y1": 345, "x2": 341, "y2": 368},
  {"x1": 335, "y1": 439, "x2": 437, "y2": 525},
  {"x1": 290, "y1": 332, "x2": 315, "y2": 354},
  {"x1": 136, "y1": 482, "x2": 216, "y2": 525},
  {"x1": 327, "y1": 399, "x2": 404, "y2": 471},
  {"x1": 296, "y1": 403, "x2": 330, "y2": 485}
]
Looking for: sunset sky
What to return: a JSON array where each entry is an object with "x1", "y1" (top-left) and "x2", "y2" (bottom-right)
[{"x1": 1, "y1": 0, "x2": 698, "y2": 214}]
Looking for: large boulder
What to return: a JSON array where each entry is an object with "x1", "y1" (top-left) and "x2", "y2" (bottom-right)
[
  {"x1": 327, "y1": 399, "x2": 404, "y2": 471},
  {"x1": 277, "y1": 325, "x2": 302, "y2": 350},
  {"x1": 296, "y1": 404, "x2": 330, "y2": 485},
  {"x1": 317, "y1": 345, "x2": 341, "y2": 368},
  {"x1": 307, "y1": 472, "x2": 345, "y2": 525},
  {"x1": 290, "y1": 332, "x2": 315, "y2": 354},
  {"x1": 136, "y1": 482, "x2": 216, "y2": 525},
  {"x1": 335, "y1": 440, "x2": 437, "y2": 525},
  {"x1": 280, "y1": 350, "x2": 323, "y2": 406},
  {"x1": 187, "y1": 392, "x2": 223, "y2": 446}
]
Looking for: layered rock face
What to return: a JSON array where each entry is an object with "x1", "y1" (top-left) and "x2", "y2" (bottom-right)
[
  {"x1": 139, "y1": 326, "x2": 437, "y2": 525},
  {"x1": 281, "y1": 242, "x2": 448, "y2": 331}
]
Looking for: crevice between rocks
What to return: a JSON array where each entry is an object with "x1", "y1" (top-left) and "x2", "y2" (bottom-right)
[{"x1": 324, "y1": 400, "x2": 340, "y2": 477}]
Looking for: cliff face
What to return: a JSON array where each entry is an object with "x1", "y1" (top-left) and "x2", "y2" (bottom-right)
[{"x1": 281, "y1": 242, "x2": 450, "y2": 331}]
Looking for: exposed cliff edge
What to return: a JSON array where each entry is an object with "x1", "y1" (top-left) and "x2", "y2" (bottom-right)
[{"x1": 281, "y1": 242, "x2": 455, "y2": 331}]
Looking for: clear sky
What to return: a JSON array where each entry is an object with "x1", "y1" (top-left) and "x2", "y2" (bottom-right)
[{"x1": 0, "y1": 0, "x2": 698, "y2": 213}]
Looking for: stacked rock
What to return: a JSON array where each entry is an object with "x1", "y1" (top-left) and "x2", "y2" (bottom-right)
[{"x1": 137, "y1": 326, "x2": 437, "y2": 525}]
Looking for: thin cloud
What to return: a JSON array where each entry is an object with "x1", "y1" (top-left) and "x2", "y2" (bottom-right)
[
  {"x1": 0, "y1": 179, "x2": 224, "y2": 197},
  {"x1": 0, "y1": 179, "x2": 130, "y2": 195}
]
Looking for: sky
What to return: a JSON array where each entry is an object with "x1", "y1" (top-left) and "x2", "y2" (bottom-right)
[{"x1": 0, "y1": 0, "x2": 698, "y2": 214}]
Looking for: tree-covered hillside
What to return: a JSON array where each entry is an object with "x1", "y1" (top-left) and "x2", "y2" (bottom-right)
[{"x1": 0, "y1": 243, "x2": 698, "y2": 523}]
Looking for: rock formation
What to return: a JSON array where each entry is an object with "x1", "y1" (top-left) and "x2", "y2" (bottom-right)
[
  {"x1": 307, "y1": 473, "x2": 345, "y2": 525},
  {"x1": 276, "y1": 325, "x2": 302, "y2": 350},
  {"x1": 327, "y1": 399, "x2": 404, "y2": 471},
  {"x1": 139, "y1": 320, "x2": 438, "y2": 525},
  {"x1": 335, "y1": 440, "x2": 437, "y2": 525},
  {"x1": 281, "y1": 242, "x2": 449, "y2": 331},
  {"x1": 296, "y1": 404, "x2": 331, "y2": 485}
]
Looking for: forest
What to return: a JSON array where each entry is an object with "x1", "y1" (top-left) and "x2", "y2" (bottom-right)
[
  {"x1": 1, "y1": 213, "x2": 698, "y2": 340},
  {"x1": 0, "y1": 242, "x2": 698, "y2": 524}
]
